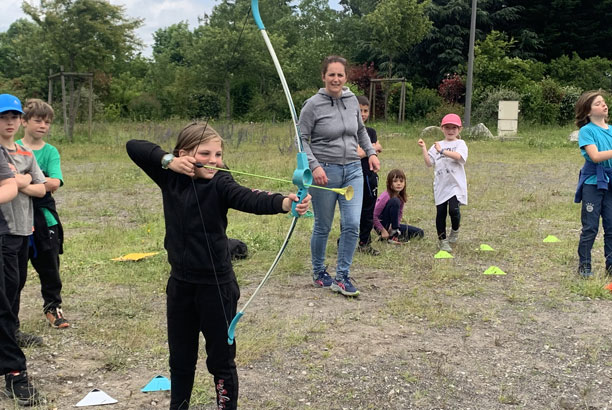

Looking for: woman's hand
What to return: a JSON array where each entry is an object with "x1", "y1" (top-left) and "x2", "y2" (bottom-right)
[
  {"x1": 312, "y1": 166, "x2": 328, "y2": 186},
  {"x1": 282, "y1": 193, "x2": 312, "y2": 215},
  {"x1": 368, "y1": 154, "x2": 380, "y2": 173},
  {"x1": 168, "y1": 156, "x2": 197, "y2": 177}
]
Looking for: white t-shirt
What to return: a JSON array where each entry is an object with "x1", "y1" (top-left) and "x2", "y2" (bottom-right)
[{"x1": 427, "y1": 139, "x2": 468, "y2": 206}]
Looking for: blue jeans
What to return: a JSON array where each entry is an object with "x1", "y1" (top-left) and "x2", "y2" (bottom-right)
[
  {"x1": 578, "y1": 183, "x2": 612, "y2": 267},
  {"x1": 310, "y1": 161, "x2": 363, "y2": 280}
]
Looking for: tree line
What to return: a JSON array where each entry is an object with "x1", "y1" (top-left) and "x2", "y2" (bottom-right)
[{"x1": 1, "y1": 0, "x2": 611, "y2": 129}]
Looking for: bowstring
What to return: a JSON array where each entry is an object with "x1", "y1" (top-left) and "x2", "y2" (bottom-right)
[{"x1": 190, "y1": 4, "x2": 253, "y2": 330}]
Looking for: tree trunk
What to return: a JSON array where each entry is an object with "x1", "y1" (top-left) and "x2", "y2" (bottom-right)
[
  {"x1": 225, "y1": 78, "x2": 231, "y2": 121},
  {"x1": 68, "y1": 76, "x2": 75, "y2": 142},
  {"x1": 383, "y1": 58, "x2": 394, "y2": 119}
]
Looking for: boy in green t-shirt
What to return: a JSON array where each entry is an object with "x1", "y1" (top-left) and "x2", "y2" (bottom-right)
[{"x1": 17, "y1": 99, "x2": 68, "y2": 329}]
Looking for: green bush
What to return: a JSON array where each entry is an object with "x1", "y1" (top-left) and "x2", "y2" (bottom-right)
[
  {"x1": 473, "y1": 88, "x2": 520, "y2": 125},
  {"x1": 387, "y1": 82, "x2": 414, "y2": 120},
  {"x1": 187, "y1": 91, "x2": 221, "y2": 120},
  {"x1": 247, "y1": 92, "x2": 292, "y2": 122},
  {"x1": 548, "y1": 53, "x2": 612, "y2": 91},
  {"x1": 558, "y1": 85, "x2": 583, "y2": 125},
  {"x1": 292, "y1": 88, "x2": 319, "y2": 111},
  {"x1": 404, "y1": 87, "x2": 442, "y2": 121},
  {"x1": 128, "y1": 93, "x2": 162, "y2": 121},
  {"x1": 103, "y1": 103, "x2": 122, "y2": 122},
  {"x1": 425, "y1": 103, "x2": 464, "y2": 125},
  {"x1": 231, "y1": 81, "x2": 255, "y2": 119}
]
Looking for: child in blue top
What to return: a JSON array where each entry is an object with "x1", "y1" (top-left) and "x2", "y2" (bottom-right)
[{"x1": 573, "y1": 90, "x2": 612, "y2": 278}]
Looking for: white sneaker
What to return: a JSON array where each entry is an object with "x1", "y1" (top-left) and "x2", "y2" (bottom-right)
[
  {"x1": 448, "y1": 229, "x2": 459, "y2": 244},
  {"x1": 439, "y1": 239, "x2": 452, "y2": 252}
]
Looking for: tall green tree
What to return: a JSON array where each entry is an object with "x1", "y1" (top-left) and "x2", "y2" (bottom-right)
[
  {"x1": 503, "y1": 0, "x2": 612, "y2": 60},
  {"x1": 365, "y1": 0, "x2": 432, "y2": 78},
  {"x1": 23, "y1": 0, "x2": 143, "y2": 138}
]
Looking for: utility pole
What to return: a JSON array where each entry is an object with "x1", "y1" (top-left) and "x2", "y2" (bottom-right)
[{"x1": 464, "y1": 0, "x2": 477, "y2": 129}]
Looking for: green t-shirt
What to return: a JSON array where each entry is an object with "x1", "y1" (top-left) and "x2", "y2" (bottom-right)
[{"x1": 16, "y1": 140, "x2": 63, "y2": 227}]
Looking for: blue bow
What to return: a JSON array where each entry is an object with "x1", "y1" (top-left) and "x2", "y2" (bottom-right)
[{"x1": 227, "y1": 0, "x2": 311, "y2": 345}]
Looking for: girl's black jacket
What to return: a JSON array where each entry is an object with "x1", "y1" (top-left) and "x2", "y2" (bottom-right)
[{"x1": 126, "y1": 140, "x2": 287, "y2": 285}]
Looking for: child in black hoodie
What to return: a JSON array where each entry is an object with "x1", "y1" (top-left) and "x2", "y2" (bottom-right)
[{"x1": 126, "y1": 123, "x2": 310, "y2": 410}]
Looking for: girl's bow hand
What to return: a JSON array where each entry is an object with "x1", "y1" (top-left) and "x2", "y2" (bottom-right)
[{"x1": 283, "y1": 193, "x2": 312, "y2": 214}]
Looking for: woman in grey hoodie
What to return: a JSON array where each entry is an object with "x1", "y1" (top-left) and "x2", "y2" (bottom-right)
[{"x1": 298, "y1": 55, "x2": 380, "y2": 297}]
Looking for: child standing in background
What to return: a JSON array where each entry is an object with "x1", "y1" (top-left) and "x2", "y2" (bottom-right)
[
  {"x1": 573, "y1": 91, "x2": 612, "y2": 278},
  {"x1": 356, "y1": 95, "x2": 382, "y2": 255},
  {"x1": 374, "y1": 169, "x2": 424, "y2": 243},
  {"x1": 0, "y1": 93, "x2": 42, "y2": 406},
  {"x1": 417, "y1": 113, "x2": 468, "y2": 252},
  {"x1": 17, "y1": 99, "x2": 69, "y2": 328},
  {"x1": 0, "y1": 94, "x2": 47, "y2": 348}
]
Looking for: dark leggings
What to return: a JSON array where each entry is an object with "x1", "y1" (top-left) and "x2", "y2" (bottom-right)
[
  {"x1": 167, "y1": 277, "x2": 240, "y2": 410},
  {"x1": 436, "y1": 196, "x2": 461, "y2": 239}
]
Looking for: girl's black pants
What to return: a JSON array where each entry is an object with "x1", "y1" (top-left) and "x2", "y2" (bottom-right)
[{"x1": 167, "y1": 276, "x2": 240, "y2": 410}]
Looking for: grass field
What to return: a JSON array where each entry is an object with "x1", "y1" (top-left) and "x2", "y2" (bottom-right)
[{"x1": 7, "y1": 120, "x2": 612, "y2": 409}]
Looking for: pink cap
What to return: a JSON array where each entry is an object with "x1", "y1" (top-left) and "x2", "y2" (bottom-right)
[{"x1": 441, "y1": 113, "x2": 462, "y2": 127}]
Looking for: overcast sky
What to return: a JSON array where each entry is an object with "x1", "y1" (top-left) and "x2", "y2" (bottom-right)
[{"x1": 2, "y1": 0, "x2": 341, "y2": 58}]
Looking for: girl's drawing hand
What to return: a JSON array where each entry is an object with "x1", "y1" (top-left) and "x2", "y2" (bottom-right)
[
  {"x1": 434, "y1": 142, "x2": 442, "y2": 153},
  {"x1": 169, "y1": 156, "x2": 196, "y2": 177}
]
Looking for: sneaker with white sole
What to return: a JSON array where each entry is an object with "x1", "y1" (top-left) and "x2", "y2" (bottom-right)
[
  {"x1": 331, "y1": 277, "x2": 360, "y2": 297},
  {"x1": 448, "y1": 229, "x2": 459, "y2": 244},
  {"x1": 439, "y1": 239, "x2": 452, "y2": 252}
]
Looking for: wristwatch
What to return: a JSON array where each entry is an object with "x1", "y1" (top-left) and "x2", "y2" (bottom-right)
[
  {"x1": 439, "y1": 148, "x2": 446, "y2": 155},
  {"x1": 161, "y1": 153, "x2": 175, "y2": 169}
]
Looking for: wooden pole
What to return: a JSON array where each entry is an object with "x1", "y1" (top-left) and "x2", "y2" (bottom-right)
[
  {"x1": 464, "y1": 0, "x2": 477, "y2": 128},
  {"x1": 88, "y1": 76, "x2": 93, "y2": 139},
  {"x1": 48, "y1": 69, "x2": 53, "y2": 104},
  {"x1": 60, "y1": 66, "x2": 68, "y2": 139},
  {"x1": 368, "y1": 82, "x2": 374, "y2": 121}
]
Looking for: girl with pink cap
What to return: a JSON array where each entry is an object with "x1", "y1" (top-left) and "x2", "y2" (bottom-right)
[{"x1": 417, "y1": 113, "x2": 468, "y2": 252}]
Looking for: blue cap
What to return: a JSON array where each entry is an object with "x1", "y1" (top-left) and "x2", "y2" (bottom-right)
[{"x1": 0, "y1": 94, "x2": 23, "y2": 114}]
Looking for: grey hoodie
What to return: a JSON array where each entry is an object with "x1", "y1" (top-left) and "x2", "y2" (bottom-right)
[{"x1": 298, "y1": 87, "x2": 376, "y2": 171}]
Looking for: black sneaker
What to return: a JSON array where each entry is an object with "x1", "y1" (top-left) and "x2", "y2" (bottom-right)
[
  {"x1": 15, "y1": 331, "x2": 43, "y2": 348},
  {"x1": 357, "y1": 242, "x2": 380, "y2": 256},
  {"x1": 578, "y1": 263, "x2": 593, "y2": 278},
  {"x1": 4, "y1": 371, "x2": 42, "y2": 407}
]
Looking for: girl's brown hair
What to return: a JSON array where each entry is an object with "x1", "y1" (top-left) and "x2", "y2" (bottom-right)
[
  {"x1": 321, "y1": 55, "x2": 347, "y2": 76},
  {"x1": 575, "y1": 90, "x2": 608, "y2": 128},
  {"x1": 172, "y1": 123, "x2": 224, "y2": 156},
  {"x1": 386, "y1": 169, "x2": 407, "y2": 203}
]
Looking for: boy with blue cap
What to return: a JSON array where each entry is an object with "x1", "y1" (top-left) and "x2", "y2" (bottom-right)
[
  {"x1": 0, "y1": 93, "x2": 42, "y2": 406},
  {"x1": 0, "y1": 94, "x2": 46, "y2": 348}
]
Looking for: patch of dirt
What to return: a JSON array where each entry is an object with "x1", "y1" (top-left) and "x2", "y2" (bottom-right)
[{"x1": 10, "y1": 263, "x2": 612, "y2": 410}]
